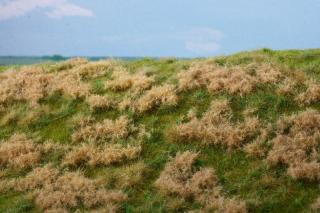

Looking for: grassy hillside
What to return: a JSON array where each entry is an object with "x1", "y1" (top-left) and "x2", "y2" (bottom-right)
[{"x1": 0, "y1": 48, "x2": 320, "y2": 213}]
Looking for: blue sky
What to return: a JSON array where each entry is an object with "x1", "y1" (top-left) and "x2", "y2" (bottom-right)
[{"x1": 0, "y1": 0, "x2": 319, "y2": 57}]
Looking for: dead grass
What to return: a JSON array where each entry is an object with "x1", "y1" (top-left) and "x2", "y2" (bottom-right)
[
  {"x1": 276, "y1": 77, "x2": 298, "y2": 96},
  {"x1": 296, "y1": 80, "x2": 320, "y2": 105},
  {"x1": 2, "y1": 165, "x2": 127, "y2": 211},
  {"x1": 0, "y1": 134, "x2": 41, "y2": 169},
  {"x1": 62, "y1": 144, "x2": 141, "y2": 167},
  {"x1": 0, "y1": 66, "x2": 54, "y2": 106},
  {"x1": 134, "y1": 84, "x2": 178, "y2": 112},
  {"x1": 243, "y1": 126, "x2": 271, "y2": 158},
  {"x1": 53, "y1": 57, "x2": 88, "y2": 71},
  {"x1": 178, "y1": 62, "x2": 282, "y2": 96},
  {"x1": 0, "y1": 63, "x2": 91, "y2": 107},
  {"x1": 266, "y1": 109, "x2": 320, "y2": 181},
  {"x1": 86, "y1": 94, "x2": 113, "y2": 110},
  {"x1": 155, "y1": 151, "x2": 247, "y2": 212},
  {"x1": 168, "y1": 100, "x2": 260, "y2": 149},
  {"x1": 69, "y1": 60, "x2": 113, "y2": 79},
  {"x1": 72, "y1": 116, "x2": 133, "y2": 143},
  {"x1": 105, "y1": 69, "x2": 154, "y2": 92},
  {"x1": 311, "y1": 197, "x2": 320, "y2": 212}
]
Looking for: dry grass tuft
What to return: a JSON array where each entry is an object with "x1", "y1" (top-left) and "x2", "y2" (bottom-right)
[
  {"x1": 134, "y1": 84, "x2": 178, "y2": 112},
  {"x1": 86, "y1": 94, "x2": 113, "y2": 110},
  {"x1": 70, "y1": 60, "x2": 113, "y2": 79},
  {"x1": 0, "y1": 66, "x2": 54, "y2": 106},
  {"x1": 72, "y1": 116, "x2": 133, "y2": 143},
  {"x1": 155, "y1": 151, "x2": 247, "y2": 212},
  {"x1": 296, "y1": 80, "x2": 320, "y2": 105},
  {"x1": 311, "y1": 197, "x2": 320, "y2": 211},
  {"x1": 178, "y1": 62, "x2": 283, "y2": 96},
  {"x1": 105, "y1": 69, "x2": 154, "y2": 92},
  {"x1": 267, "y1": 109, "x2": 320, "y2": 181},
  {"x1": 4, "y1": 165, "x2": 127, "y2": 211},
  {"x1": 118, "y1": 97, "x2": 133, "y2": 111},
  {"x1": 276, "y1": 77, "x2": 298, "y2": 96},
  {"x1": 243, "y1": 126, "x2": 271, "y2": 158},
  {"x1": 62, "y1": 144, "x2": 141, "y2": 167},
  {"x1": 49, "y1": 71, "x2": 90, "y2": 99},
  {"x1": 0, "y1": 63, "x2": 91, "y2": 107},
  {"x1": 168, "y1": 100, "x2": 260, "y2": 149},
  {"x1": 54, "y1": 57, "x2": 88, "y2": 71},
  {"x1": 0, "y1": 134, "x2": 41, "y2": 169}
]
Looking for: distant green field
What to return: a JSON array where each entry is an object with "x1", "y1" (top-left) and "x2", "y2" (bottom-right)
[{"x1": 0, "y1": 48, "x2": 320, "y2": 213}]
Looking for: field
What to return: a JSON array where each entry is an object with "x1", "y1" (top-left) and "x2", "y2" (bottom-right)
[{"x1": 0, "y1": 48, "x2": 320, "y2": 213}]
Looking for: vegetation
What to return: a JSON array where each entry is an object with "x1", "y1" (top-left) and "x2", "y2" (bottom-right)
[{"x1": 0, "y1": 48, "x2": 320, "y2": 212}]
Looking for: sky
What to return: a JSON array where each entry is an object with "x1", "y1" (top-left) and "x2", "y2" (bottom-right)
[{"x1": 0, "y1": 0, "x2": 319, "y2": 57}]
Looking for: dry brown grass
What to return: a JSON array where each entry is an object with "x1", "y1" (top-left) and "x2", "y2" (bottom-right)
[
  {"x1": 117, "y1": 97, "x2": 133, "y2": 111},
  {"x1": 49, "y1": 71, "x2": 91, "y2": 99},
  {"x1": 134, "y1": 84, "x2": 178, "y2": 112},
  {"x1": 100, "y1": 162, "x2": 147, "y2": 189},
  {"x1": 86, "y1": 94, "x2": 113, "y2": 110},
  {"x1": 266, "y1": 109, "x2": 320, "y2": 181},
  {"x1": 53, "y1": 57, "x2": 88, "y2": 71},
  {"x1": 168, "y1": 100, "x2": 260, "y2": 149},
  {"x1": 62, "y1": 144, "x2": 141, "y2": 167},
  {"x1": 311, "y1": 197, "x2": 320, "y2": 211},
  {"x1": 0, "y1": 134, "x2": 41, "y2": 169},
  {"x1": 0, "y1": 66, "x2": 54, "y2": 106},
  {"x1": 69, "y1": 60, "x2": 114, "y2": 79},
  {"x1": 178, "y1": 62, "x2": 282, "y2": 96},
  {"x1": 105, "y1": 69, "x2": 154, "y2": 92},
  {"x1": 296, "y1": 80, "x2": 320, "y2": 105},
  {"x1": 3, "y1": 165, "x2": 127, "y2": 212},
  {"x1": 276, "y1": 77, "x2": 298, "y2": 96},
  {"x1": 0, "y1": 63, "x2": 91, "y2": 107},
  {"x1": 243, "y1": 126, "x2": 271, "y2": 158},
  {"x1": 72, "y1": 116, "x2": 133, "y2": 143},
  {"x1": 155, "y1": 151, "x2": 247, "y2": 213}
]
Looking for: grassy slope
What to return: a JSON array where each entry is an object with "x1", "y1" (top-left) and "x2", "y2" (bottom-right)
[{"x1": 0, "y1": 48, "x2": 320, "y2": 212}]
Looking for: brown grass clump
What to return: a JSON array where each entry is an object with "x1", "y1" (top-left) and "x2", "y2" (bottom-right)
[
  {"x1": 0, "y1": 64, "x2": 91, "y2": 107},
  {"x1": 253, "y1": 63, "x2": 282, "y2": 84},
  {"x1": 72, "y1": 116, "x2": 133, "y2": 143},
  {"x1": 105, "y1": 69, "x2": 154, "y2": 92},
  {"x1": 243, "y1": 127, "x2": 271, "y2": 158},
  {"x1": 62, "y1": 144, "x2": 141, "y2": 167},
  {"x1": 296, "y1": 80, "x2": 320, "y2": 105},
  {"x1": 311, "y1": 197, "x2": 320, "y2": 211},
  {"x1": 155, "y1": 151, "x2": 247, "y2": 213},
  {"x1": 49, "y1": 71, "x2": 91, "y2": 99},
  {"x1": 86, "y1": 95, "x2": 113, "y2": 110},
  {"x1": 0, "y1": 66, "x2": 54, "y2": 106},
  {"x1": 178, "y1": 62, "x2": 282, "y2": 96},
  {"x1": 276, "y1": 77, "x2": 298, "y2": 95},
  {"x1": 113, "y1": 162, "x2": 147, "y2": 188},
  {"x1": 266, "y1": 109, "x2": 320, "y2": 181},
  {"x1": 118, "y1": 97, "x2": 133, "y2": 111},
  {"x1": 169, "y1": 100, "x2": 260, "y2": 149},
  {"x1": 7, "y1": 165, "x2": 127, "y2": 212},
  {"x1": 134, "y1": 84, "x2": 178, "y2": 112},
  {"x1": 70, "y1": 60, "x2": 113, "y2": 79},
  {"x1": 53, "y1": 57, "x2": 88, "y2": 71},
  {"x1": 0, "y1": 134, "x2": 41, "y2": 169}
]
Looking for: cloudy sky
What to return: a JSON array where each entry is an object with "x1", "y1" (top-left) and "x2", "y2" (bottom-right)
[{"x1": 0, "y1": 0, "x2": 319, "y2": 57}]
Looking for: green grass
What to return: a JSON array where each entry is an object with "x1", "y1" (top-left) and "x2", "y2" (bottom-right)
[{"x1": 0, "y1": 48, "x2": 320, "y2": 212}]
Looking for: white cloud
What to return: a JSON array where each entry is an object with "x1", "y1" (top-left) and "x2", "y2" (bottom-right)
[
  {"x1": 182, "y1": 28, "x2": 223, "y2": 54},
  {"x1": 101, "y1": 27, "x2": 224, "y2": 55},
  {"x1": 0, "y1": 0, "x2": 93, "y2": 21},
  {"x1": 185, "y1": 41, "x2": 220, "y2": 53}
]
